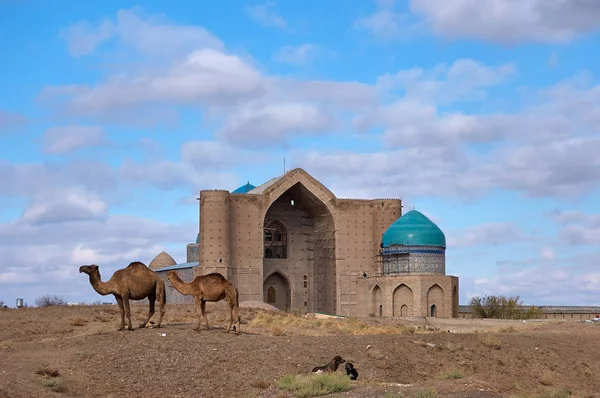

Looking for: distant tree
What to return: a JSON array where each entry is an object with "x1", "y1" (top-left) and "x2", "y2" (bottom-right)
[
  {"x1": 469, "y1": 295, "x2": 543, "y2": 320},
  {"x1": 34, "y1": 294, "x2": 68, "y2": 307},
  {"x1": 0, "y1": 300, "x2": 5, "y2": 308}
]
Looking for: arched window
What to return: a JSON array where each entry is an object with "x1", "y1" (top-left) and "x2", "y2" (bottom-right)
[
  {"x1": 430, "y1": 304, "x2": 437, "y2": 317},
  {"x1": 264, "y1": 220, "x2": 287, "y2": 259}
]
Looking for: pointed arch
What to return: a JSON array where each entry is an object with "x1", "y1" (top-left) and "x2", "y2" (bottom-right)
[
  {"x1": 264, "y1": 220, "x2": 288, "y2": 259},
  {"x1": 372, "y1": 284, "x2": 383, "y2": 317},
  {"x1": 393, "y1": 283, "x2": 413, "y2": 317},
  {"x1": 263, "y1": 270, "x2": 291, "y2": 311},
  {"x1": 427, "y1": 284, "x2": 445, "y2": 318}
]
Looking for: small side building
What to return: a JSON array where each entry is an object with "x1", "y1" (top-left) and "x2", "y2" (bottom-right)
[{"x1": 355, "y1": 210, "x2": 459, "y2": 318}]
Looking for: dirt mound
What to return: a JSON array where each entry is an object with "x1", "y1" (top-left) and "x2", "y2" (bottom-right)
[{"x1": 240, "y1": 300, "x2": 279, "y2": 311}]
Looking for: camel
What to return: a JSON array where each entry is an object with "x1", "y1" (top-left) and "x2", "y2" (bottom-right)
[
  {"x1": 79, "y1": 262, "x2": 166, "y2": 331},
  {"x1": 167, "y1": 271, "x2": 241, "y2": 334}
]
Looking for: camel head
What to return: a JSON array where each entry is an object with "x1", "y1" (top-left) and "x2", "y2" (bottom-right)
[
  {"x1": 79, "y1": 264, "x2": 99, "y2": 275},
  {"x1": 167, "y1": 271, "x2": 177, "y2": 282}
]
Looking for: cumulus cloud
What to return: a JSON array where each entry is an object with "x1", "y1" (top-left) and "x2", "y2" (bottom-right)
[
  {"x1": 217, "y1": 102, "x2": 337, "y2": 147},
  {"x1": 20, "y1": 190, "x2": 108, "y2": 225},
  {"x1": 60, "y1": 7, "x2": 224, "y2": 57},
  {"x1": 410, "y1": 0, "x2": 600, "y2": 44},
  {"x1": 354, "y1": 0, "x2": 422, "y2": 39},
  {"x1": 377, "y1": 58, "x2": 517, "y2": 105},
  {"x1": 275, "y1": 44, "x2": 319, "y2": 65},
  {"x1": 246, "y1": 2, "x2": 286, "y2": 28},
  {"x1": 40, "y1": 49, "x2": 264, "y2": 115},
  {"x1": 447, "y1": 222, "x2": 539, "y2": 248},
  {"x1": 42, "y1": 125, "x2": 111, "y2": 154},
  {"x1": 550, "y1": 210, "x2": 600, "y2": 246}
]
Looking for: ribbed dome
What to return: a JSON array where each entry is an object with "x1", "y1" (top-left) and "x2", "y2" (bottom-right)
[
  {"x1": 382, "y1": 210, "x2": 446, "y2": 247},
  {"x1": 149, "y1": 251, "x2": 177, "y2": 270},
  {"x1": 232, "y1": 182, "x2": 256, "y2": 194}
]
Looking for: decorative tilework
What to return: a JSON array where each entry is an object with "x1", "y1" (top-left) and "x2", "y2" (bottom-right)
[{"x1": 382, "y1": 244, "x2": 445, "y2": 275}]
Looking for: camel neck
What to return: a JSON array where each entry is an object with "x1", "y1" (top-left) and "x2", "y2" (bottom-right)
[
  {"x1": 170, "y1": 275, "x2": 194, "y2": 295},
  {"x1": 89, "y1": 273, "x2": 112, "y2": 296}
]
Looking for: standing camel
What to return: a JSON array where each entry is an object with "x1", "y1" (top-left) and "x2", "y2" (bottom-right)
[
  {"x1": 79, "y1": 262, "x2": 166, "y2": 331},
  {"x1": 167, "y1": 271, "x2": 241, "y2": 334}
]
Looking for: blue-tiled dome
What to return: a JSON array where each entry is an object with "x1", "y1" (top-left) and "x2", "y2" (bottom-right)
[
  {"x1": 382, "y1": 210, "x2": 446, "y2": 247},
  {"x1": 232, "y1": 182, "x2": 255, "y2": 194}
]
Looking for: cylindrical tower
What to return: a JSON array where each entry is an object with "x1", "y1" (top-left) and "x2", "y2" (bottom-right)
[{"x1": 198, "y1": 190, "x2": 231, "y2": 277}]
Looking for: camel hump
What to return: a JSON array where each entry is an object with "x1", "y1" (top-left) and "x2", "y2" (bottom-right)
[
  {"x1": 127, "y1": 261, "x2": 148, "y2": 269},
  {"x1": 205, "y1": 272, "x2": 226, "y2": 280}
]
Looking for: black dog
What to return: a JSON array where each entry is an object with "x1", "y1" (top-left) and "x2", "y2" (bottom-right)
[
  {"x1": 345, "y1": 362, "x2": 358, "y2": 380},
  {"x1": 312, "y1": 356, "x2": 346, "y2": 374}
]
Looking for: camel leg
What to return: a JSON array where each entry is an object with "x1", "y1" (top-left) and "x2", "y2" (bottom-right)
[
  {"x1": 201, "y1": 300, "x2": 209, "y2": 331},
  {"x1": 115, "y1": 296, "x2": 125, "y2": 331},
  {"x1": 155, "y1": 281, "x2": 166, "y2": 328},
  {"x1": 193, "y1": 296, "x2": 202, "y2": 331},
  {"x1": 233, "y1": 305, "x2": 241, "y2": 335},
  {"x1": 139, "y1": 295, "x2": 155, "y2": 329},
  {"x1": 123, "y1": 295, "x2": 134, "y2": 331}
]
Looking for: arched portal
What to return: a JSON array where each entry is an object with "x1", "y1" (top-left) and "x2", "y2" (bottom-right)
[
  {"x1": 392, "y1": 284, "x2": 413, "y2": 317},
  {"x1": 452, "y1": 285, "x2": 458, "y2": 318},
  {"x1": 263, "y1": 182, "x2": 336, "y2": 314},
  {"x1": 427, "y1": 284, "x2": 445, "y2": 318},
  {"x1": 263, "y1": 272, "x2": 291, "y2": 311},
  {"x1": 372, "y1": 285, "x2": 383, "y2": 317}
]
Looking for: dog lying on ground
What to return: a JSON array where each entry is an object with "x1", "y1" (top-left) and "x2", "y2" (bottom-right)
[
  {"x1": 345, "y1": 362, "x2": 358, "y2": 380},
  {"x1": 311, "y1": 356, "x2": 346, "y2": 374}
]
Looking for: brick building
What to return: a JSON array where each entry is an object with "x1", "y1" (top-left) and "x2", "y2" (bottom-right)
[{"x1": 151, "y1": 168, "x2": 459, "y2": 318}]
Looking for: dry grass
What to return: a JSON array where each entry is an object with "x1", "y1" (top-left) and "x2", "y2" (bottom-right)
[
  {"x1": 480, "y1": 334, "x2": 502, "y2": 349},
  {"x1": 499, "y1": 326, "x2": 518, "y2": 333},
  {"x1": 277, "y1": 373, "x2": 353, "y2": 397},
  {"x1": 250, "y1": 379, "x2": 270, "y2": 389},
  {"x1": 70, "y1": 316, "x2": 87, "y2": 326},
  {"x1": 440, "y1": 370, "x2": 464, "y2": 380},
  {"x1": 248, "y1": 311, "x2": 416, "y2": 336}
]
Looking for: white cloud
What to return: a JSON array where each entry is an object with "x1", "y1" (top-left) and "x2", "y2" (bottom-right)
[
  {"x1": 551, "y1": 210, "x2": 600, "y2": 246},
  {"x1": 447, "y1": 222, "x2": 538, "y2": 248},
  {"x1": 41, "y1": 49, "x2": 264, "y2": 115},
  {"x1": 275, "y1": 44, "x2": 319, "y2": 65},
  {"x1": 42, "y1": 125, "x2": 111, "y2": 154},
  {"x1": 217, "y1": 102, "x2": 337, "y2": 147},
  {"x1": 246, "y1": 2, "x2": 286, "y2": 28},
  {"x1": 410, "y1": 0, "x2": 600, "y2": 44},
  {"x1": 60, "y1": 7, "x2": 224, "y2": 57},
  {"x1": 20, "y1": 190, "x2": 108, "y2": 225},
  {"x1": 354, "y1": 0, "x2": 421, "y2": 39},
  {"x1": 377, "y1": 58, "x2": 517, "y2": 104}
]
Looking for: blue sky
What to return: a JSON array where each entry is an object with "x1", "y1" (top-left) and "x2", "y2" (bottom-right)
[{"x1": 1, "y1": 0, "x2": 600, "y2": 307}]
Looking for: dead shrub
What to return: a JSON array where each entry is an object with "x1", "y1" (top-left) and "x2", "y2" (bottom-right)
[
  {"x1": 34, "y1": 294, "x2": 67, "y2": 307},
  {"x1": 271, "y1": 326, "x2": 285, "y2": 336},
  {"x1": 499, "y1": 326, "x2": 518, "y2": 333},
  {"x1": 480, "y1": 334, "x2": 502, "y2": 349},
  {"x1": 70, "y1": 317, "x2": 87, "y2": 326},
  {"x1": 35, "y1": 365, "x2": 60, "y2": 378}
]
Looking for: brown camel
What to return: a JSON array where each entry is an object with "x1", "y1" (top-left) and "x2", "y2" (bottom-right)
[
  {"x1": 167, "y1": 271, "x2": 241, "y2": 334},
  {"x1": 79, "y1": 262, "x2": 166, "y2": 331}
]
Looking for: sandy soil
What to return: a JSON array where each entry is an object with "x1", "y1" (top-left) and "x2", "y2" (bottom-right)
[{"x1": 0, "y1": 303, "x2": 599, "y2": 398}]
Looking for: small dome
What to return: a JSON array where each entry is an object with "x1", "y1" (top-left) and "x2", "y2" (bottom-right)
[
  {"x1": 232, "y1": 182, "x2": 256, "y2": 194},
  {"x1": 382, "y1": 210, "x2": 446, "y2": 247},
  {"x1": 149, "y1": 251, "x2": 177, "y2": 270}
]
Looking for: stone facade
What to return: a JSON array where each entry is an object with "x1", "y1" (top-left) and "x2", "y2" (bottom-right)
[
  {"x1": 153, "y1": 168, "x2": 460, "y2": 318},
  {"x1": 355, "y1": 275, "x2": 459, "y2": 318}
]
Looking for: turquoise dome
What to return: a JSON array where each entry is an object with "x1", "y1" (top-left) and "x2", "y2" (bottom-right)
[
  {"x1": 232, "y1": 182, "x2": 255, "y2": 194},
  {"x1": 382, "y1": 210, "x2": 446, "y2": 247}
]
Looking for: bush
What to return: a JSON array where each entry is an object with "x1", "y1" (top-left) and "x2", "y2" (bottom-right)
[
  {"x1": 277, "y1": 373, "x2": 353, "y2": 397},
  {"x1": 35, "y1": 294, "x2": 67, "y2": 307},
  {"x1": 469, "y1": 295, "x2": 543, "y2": 320}
]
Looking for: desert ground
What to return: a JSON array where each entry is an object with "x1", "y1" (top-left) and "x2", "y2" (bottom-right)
[{"x1": 0, "y1": 302, "x2": 599, "y2": 398}]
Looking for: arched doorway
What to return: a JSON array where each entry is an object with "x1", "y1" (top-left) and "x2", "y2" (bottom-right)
[
  {"x1": 263, "y1": 271, "x2": 291, "y2": 311},
  {"x1": 452, "y1": 285, "x2": 458, "y2": 317},
  {"x1": 392, "y1": 284, "x2": 413, "y2": 317},
  {"x1": 263, "y1": 182, "x2": 336, "y2": 314},
  {"x1": 372, "y1": 285, "x2": 383, "y2": 317},
  {"x1": 427, "y1": 284, "x2": 445, "y2": 318},
  {"x1": 401, "y1": 304, "x2": 408, "y2": 316}
]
